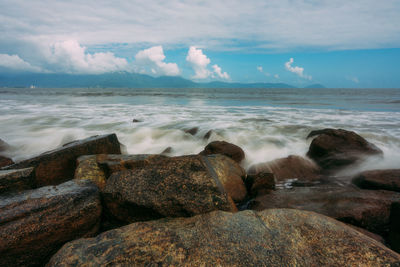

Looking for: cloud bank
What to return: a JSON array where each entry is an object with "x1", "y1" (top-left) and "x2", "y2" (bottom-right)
[
  {"x1": 186, "y1": 46, "x2": 229, "y2": 80},
  {"x1": 0, "y1": 54, "x2": 42, "y2": 72},
  {"x1": 135, "y1": 46, "x2": 180, "y2": 76},
  {"x1": 285, "y1": 58, "x2": 311, "y2": 80}
]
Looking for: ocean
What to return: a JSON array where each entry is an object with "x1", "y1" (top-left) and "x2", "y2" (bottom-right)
[{"x1": 1, "y1": 87, "x2": 399, "y2": 175}]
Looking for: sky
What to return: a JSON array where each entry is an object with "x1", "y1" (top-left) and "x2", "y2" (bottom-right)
[{"x1": 0, "y1": 0, "x2": 400, "y2": 88}]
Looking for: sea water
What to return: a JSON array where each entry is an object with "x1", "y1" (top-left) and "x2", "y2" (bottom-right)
[{"x1": 0, "y1": 87, "x2": 399, "y2": 174}]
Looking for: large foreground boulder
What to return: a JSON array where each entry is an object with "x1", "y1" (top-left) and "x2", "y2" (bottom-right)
[
  {"x1": 102, "y1": 154, "x2": 245, "y2": 224},
  {"x1": 306, "y1": 128, "x2": 382, "y2": 171},
  {"x1": 0, "y1": 167, "x2": 35, "y2": 194},
  {"x1": 200, "y1": 141, "x2": 245, "y2": 163},
  {"x1": 248, "y1": 155, "x2": 321, "y2": 182},
  {"x1": 47, "y1": 209, "x2": 400, "y2": 266},
  {"x1": 250, "y1": 184, "x2": 400, "y2": 236},
  {"x1": 353, "y1": 169, "x2": 400, "y2": 192},
  {"x1": 2, "y1": 134, "x2": 121, "y2": 186},
  {"x1": 0, "y1": 180, "x2": 101, "y2": 267}
]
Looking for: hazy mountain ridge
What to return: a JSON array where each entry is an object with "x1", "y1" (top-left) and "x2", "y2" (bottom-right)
[{"x1": 0, "y1": 72, "x2": 319, "y2": 88}]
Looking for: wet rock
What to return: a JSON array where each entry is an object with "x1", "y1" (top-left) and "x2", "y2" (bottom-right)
[
  {"x1": 248, "y1": 155, "x2": 321, "y2": 182},
  {"x1": 250, "y1": 184, "x2": 400, "y2": 235},
  {"x1": 353, "y1": 169, "x2": 400, "y2": 192},
  {"x1": 389, "y1": 202, "x2": 400, "y2": 253},
  {"x1": 2, "y1": 134, "x2": 121, "y2": 187},
  {"x1": 0, "y1": 180, "x2": 101, "y2": 267},
  {"x1": 306, "y1": 128, "x2": 383, "y2": 172},
  {"x1": 246, "y1": 171, "x2": 275, "y2": 196},
  {"x1": 0, "y1": 138, "x2": 11, "y2": 152},
  {"x1": 74, "y1": 155, "x2": 108, "y2": 190},
  {"x1": 346, "y1": 224, "x2": 386, "y2": 244},
  {"x1": 0, "y1": 167, "x2": 35, "y2": 194},
  {"x1": 203, "y1": 129, "x2": 213, "y2": 140},
  {"x1": 184, "y1": 127, "x2": 199, "y2": 136},
  {"x1": 102, "y1": 155, "x2": 238, "y2": 224},
  {"x1": 47, "y1": 209, "x2": 400, "y2": 266},
  {"x1": 0, "y1": 155, "x2": 14, "y2": 168},
  {"x1": 161, "y1": 146, "x2": 173, "y2": 155},
  {"x1": 132, "y1": 119, "x2": 141, "y2": 123},
  {"x1": 199, "y1": 140, "x2": 245, "y2": 164},
  {"x1": 205, "y1": 154, "x2": 247, "y2": 202}
]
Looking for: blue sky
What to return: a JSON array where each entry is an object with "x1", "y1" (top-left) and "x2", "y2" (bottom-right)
[{"x1": 0, "y1": 0, "x2": 400, "y2": 88}]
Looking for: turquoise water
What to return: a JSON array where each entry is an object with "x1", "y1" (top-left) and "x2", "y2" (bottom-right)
[{"x1": 1, "y1": 87, "x2": 399, "y2": 174}]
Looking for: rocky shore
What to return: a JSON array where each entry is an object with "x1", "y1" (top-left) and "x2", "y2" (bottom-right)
[{"x1": 1, "y1": 129, "x2": 400, "y2": 266}]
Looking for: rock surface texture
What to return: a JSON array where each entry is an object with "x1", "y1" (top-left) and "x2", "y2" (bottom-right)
[
  {"x1": 47, "y1": 209, "x2": 400, "y2": 266},
  {"x1": 0, "y1": 167, "x2": 35, "y2": 194},
  {"x1": 306, "y1": 128, "x2": 383, "y2": 171},
  {"x1": 248, "y1": 155, "x2": 321, "y2": 182},
  {"x1": 199, "y1": 141, "x2": 245, "y2": 163},
  {"x1": 250, "y1": 184, "x2": 400, "y2": 236},
  {"x1": 102, "y1": 155, "x2": 241, "y2": 224},
  {"x1": 0, "y1": 180, "x2": 101, "y2": 267},
  {"x1": 353, "y1": 169, "x2": 400, "y2": 192},
  {"x1": 2, "y1": 134, "x2": 121, "y2": 186}
]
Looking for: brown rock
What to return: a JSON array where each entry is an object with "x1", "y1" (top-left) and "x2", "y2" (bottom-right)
[
  {"x1": 2, "y1": 134, "x2": 121, "y2": 186},
  {"x1": 0, "y1": 155, "x2": 14, "y2": 168},
  {"x1": 205, "y1": 154, "x2": 247, "y2": 202},
  {"x1": 0, "y1": 138, "x2": 11, "y2": 152},
  {"x1": 250, "y1": 184, "x2": 400, "y2": 235},
  {"x1": 306, "y1": 128, "x2": 383, "y2": 171},
  {"x1": 0, "y1": 180, "x2": 101, "y2": 267},
  {"x1": 248, "y1": 155, "x2": 321, "y2": 182},
  {"x1": 184, "y1": 127, "x2": 199, "y2": 135},
  {"x1": 102, "y1": 155, "x2": 238, "y2": 224},
  {"x1": 199, "y1": 140, "x2": 245, "y2": 164},
  {"x1": 74, "y1": 155, "x2": 107, "y2": 190},
  {"x1": 353, "y1": 169, "x2": 400, "y2": 192},
  {"x1": 203, "y1": 129, "x2": 213, "y2": 140},
  {"x1": 0, "y1": 167, "x2": 35, "y2": 194},
  {"x1": 246, "y1": 171, "x2": 276, "y2": 196},
  {"x1": 161, "y1": 146, "x2": 173, "y2": 155},
  {"x1": 47, "y1": 209, "x2": 400, "y2": 266}
]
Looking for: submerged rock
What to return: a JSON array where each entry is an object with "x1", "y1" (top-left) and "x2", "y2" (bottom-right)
[
  {"x1": 306, "y1": 128, "x2": 383, "y2": 172},
  {"x1": 203, "y1": 129, "x2": 213, "y2": 140},
  {"x1": 200, "y1": 140, "x2": 245, "y2": 164},
  {"x1": 0, "y1": 167, "x2": 35, "y2": 194},
  {"x1": 161, "y1": 146, "x2": 173, "y2": 155},
  {"x1": 47, "y1": 209, "x2": 400, "y2": 266},
  {"x1": 250, "y1": 184, "x2": 400, "y2": 236},
  {"x1": 0, "y1": 155, "x2": 14, "y2": 168},
  {"x1": 2, "y1": 134, "x2": 121, "y2": 186},
  {"x1": 248, "y1": 155, "x2": 321, "y2": 182},
  {"x1": 102, "y1": 155, "x2": 241, "y2": 224},
  {"x1": 0, "y1": 138, "x2": 11, "y2": 152},
  {"x1": 353, "y1": 169, "x2": 400, "y2": 192},
  {"x1": 0, "y1": 180, "x2": 101, "y2": 267},
  {"x1": 184, "y1": 127, "x2": 199, "y2": 136}
]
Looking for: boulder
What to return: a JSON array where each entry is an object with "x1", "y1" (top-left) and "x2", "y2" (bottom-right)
[
  {"x1": 2, "y1": 134, "x2": 121, "y2": 186},
  {"x1": 102, "y1": 155, "x2": 240, "y2": 224},
  {"x1": 0, "y1": 155, "x2": 14, "y2": 168},
  {"x1": 0, "y1": 180, "x2": 101, "y2": 267},
  {"x1": 0, "y1": 167, "x2": 35, "y2": 194},
  {"x1": 47, "y1": 209, "x2": 400, "y2": 266},
  {"x1": 132, "y1": 119, "x2": 141, "y2": 123},
  {"x1": 353, "y1": 169, "x2": 400, "y2": 192},
  {"x1": 246, "y1": 171, "x2": 276, "y2": 196},
  {"x1": 249, "y1": 184, "x2": 400, "y2": 236},
  {"x1": 248, "y1": 155, "x2": 321, "y2": 182},
  {"x1": 203, "y1": 129, "x2": 213, "y2": 140},
  {"x1": 74, "y1": 154, "x2": 168, "y2": 190},
  {"x1": 199, "y1": 141, "x2": 245, "y2": 164},
  {"x1": 184, "y1": 127, "x2": 199, "y2": 136},
  {"x1": 306, "y1": 128, "x2": 383, "y2": 171},
  {"x1": 0, "y1": 138, "x2": 11, "y2": 152}
]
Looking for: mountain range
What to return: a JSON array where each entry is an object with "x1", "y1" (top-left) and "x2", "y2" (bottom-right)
[{"x1": 0, "y1": 72, "x2": 324, "y2": 88}]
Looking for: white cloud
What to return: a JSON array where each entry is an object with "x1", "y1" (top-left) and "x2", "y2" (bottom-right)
[
  {"x1": 212, "y1": 64, "x2": 229, "y2": 79},
  {"x1": 186, "y1": 46, "x2": 229, "y2": 79},
  {"x1": 135, "y1": 46, "x2": 180, "y2": 76},
  {"x1": 257, "y1": 66, "x2": 263, "y2": 72},
  {"x1": 285, "y1": 58, "x2": 312, "y2": 80},
  {"x1": 0, "y1": 54, "x2": 42, "y2": 72},
  {"x1": 1, "y1": 1, "x2": 399, "y2": 52},
  {"x1": 274, "y1": 74, "x2": 279, "y2": 79},
  {"x1": 43, "y1": 40, "x2": 129, "y2": 74}
]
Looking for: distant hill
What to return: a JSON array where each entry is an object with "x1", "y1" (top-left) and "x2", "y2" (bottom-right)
[{"x1": 0, "y1": 72, "x2": 298, "y2": 88}]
